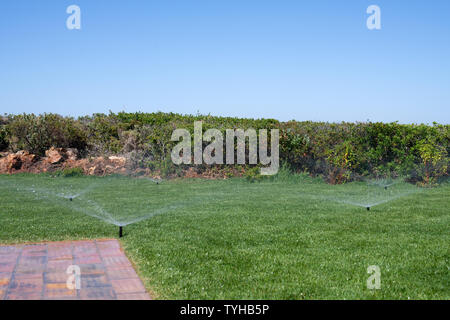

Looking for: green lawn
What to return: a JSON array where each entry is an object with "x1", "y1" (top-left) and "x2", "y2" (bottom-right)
[{"x1": 0, "y1": 173, "x2": 448, "y2": 299}]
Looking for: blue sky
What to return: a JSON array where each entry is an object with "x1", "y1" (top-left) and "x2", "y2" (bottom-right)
[{"x1": 0, "y1": 0, "x2": 449, "y2": 123}]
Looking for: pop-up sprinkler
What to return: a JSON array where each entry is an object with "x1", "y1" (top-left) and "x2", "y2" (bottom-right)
[
  {"x1": 69, "y1": 197, "x2": 73, "y2": 201},
  {"x1": 366, "y1": 206, "x2": 370, "y2": 211},
  {"x1": 119, "y1": 226, "x2": 123, "y2": 238}
]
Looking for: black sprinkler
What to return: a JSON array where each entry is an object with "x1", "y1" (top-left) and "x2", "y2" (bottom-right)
[
  {"x1": 366, "y1": 206, "x2": 370, "y2": 211},
  {"x1": 119, "y1": 226, "x2": 123, "y2": 238},
  {"x1": 69, "y1": 197, "x2": 73, "y2": 201}
]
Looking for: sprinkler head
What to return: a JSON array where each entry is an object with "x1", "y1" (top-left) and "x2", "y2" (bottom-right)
[
  {"x1": 384, "y1": 186, "x2": 388, "y2": 190},
  {"x1": 69, "y1": 197, "x2": 73, "y2": 201},
  {"x1": 366, "y1": 206, "x2": 370, "y2": 211},
  {"x1": 119, "y1": 226, "x2": 123, "y2": 238}
]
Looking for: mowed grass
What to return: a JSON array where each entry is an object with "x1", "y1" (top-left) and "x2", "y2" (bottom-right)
[{"x1": 0, "y1": 173, "x2": 448, "y2": 299}]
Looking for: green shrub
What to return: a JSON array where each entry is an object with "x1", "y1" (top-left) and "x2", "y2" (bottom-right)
[
  {"x1": 6, "y1": 113, "x2": 87, "y2": 156},
  {"x1": 53, "y1": 167, "x2": 85, "y2": 177},
  {"x1": 244, "y1": 166, "x2": 265, "y2": 183},
  {"x1": 1, "y1": 112, "x2": 448, "y2": 184},
  {"x1": 0, "y1": 116, "x2": 9, "y2": 151},
  {"x1": 0, "y1": 127, "x2": 7, "y2": 151}
]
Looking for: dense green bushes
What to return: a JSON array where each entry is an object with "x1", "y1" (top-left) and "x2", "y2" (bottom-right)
[
  {"x1": 278, "y1": 121, "x2": 449, "y2": 184},
  {"x1": 4, "y1": 114, "x2": 88, "y2": 156},
  {"x1": 1, "y1": 112, "x2": 448, "y2": 184},
  {"x1": 0, "y1": 116, "x2": 9, "y2": 151}
]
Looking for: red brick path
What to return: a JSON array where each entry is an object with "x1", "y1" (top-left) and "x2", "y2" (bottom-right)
[{"x1": 0, "y1": 240, "x2": 151, "y2": 300}]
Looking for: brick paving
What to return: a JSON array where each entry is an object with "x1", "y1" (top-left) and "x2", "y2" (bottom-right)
[{"x1": 0, "y1": 240, "x2": 151, "y2": 300}]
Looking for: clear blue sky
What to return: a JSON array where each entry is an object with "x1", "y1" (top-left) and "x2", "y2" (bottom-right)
[{"x1": 1, "y1": 0, "x2": 449, "y2": 123}]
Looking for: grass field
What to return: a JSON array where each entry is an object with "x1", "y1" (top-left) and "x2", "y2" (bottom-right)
[{"x1": 0, "y1": 173, "x2": 448, "y2": 299}]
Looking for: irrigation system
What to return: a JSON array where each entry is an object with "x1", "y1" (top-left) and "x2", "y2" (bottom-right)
[{"x1": 3, "y1": 176, "x2": 422, "y2": 237}]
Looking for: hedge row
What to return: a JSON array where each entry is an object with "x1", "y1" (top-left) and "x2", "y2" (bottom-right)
[{"x1": 0, "y1": 112, "x2": 448, "y2": 184}]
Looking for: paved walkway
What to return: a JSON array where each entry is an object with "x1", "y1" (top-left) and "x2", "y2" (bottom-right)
[{"x1": 0, "y1": 239, "x2": 151, "y2": 300}]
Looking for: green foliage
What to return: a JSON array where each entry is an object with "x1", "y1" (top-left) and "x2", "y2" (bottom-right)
[
  {"x1": 0, "y1": 116, "x2": 10, "y2": 151},
  {"x1": 2, "y1": 112, "x2": 449, "y2": 184},
  {"x1": 0, "y1": 127, "x2": 7, "y2": 151},
  {"x1": 279, "y1": 121, "x2": 449, "y2": 185},
  {"x1": 6, "y1": 113, "x2": 87, "y2": 156},
  {"x1": 54, "y1": 167, "x2": 85, "y2": 177},
  {"x1": 244, "y1": 166, "x2": 264, "y2": 182},
  {"x1": 147, "y1": 158, "x2": 183, "y2": 178},
  {"x1": 415, "y1": 138, "x2": 448, "y2": 185}
]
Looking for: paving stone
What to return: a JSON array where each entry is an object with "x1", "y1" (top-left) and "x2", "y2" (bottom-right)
[
  {"x1": 15, "y1": 264, "x2": 46, "y2": 274},
  {"x1": 9, "y1": 277, "x2": 43, "y2": 292},
  {"x1": 0, "y1": 262, "x2": 16, "y2": 273},
  {"x1": 46, "y1": 259, "x2": 73, "y2": 273},
  {"x1": 74, "y1": 248, "x2": 98, "y2": 258},
  {"x1": 96, "y1": 240, "x2": 120, "y2": 250},
  {"x1": 22, "y1": 245, "x2": 47, "y2": 257},
  {"x1": 0, "y1": 276, "x2": 11, "y2": 287},
  {"x1": 44, "y1": 272, "x2": 69, "y2": 284},
  {"x1": 73, "y1": 243, "x2": 97, "y2": 257},
  {"x1": 80, "y1": 287, "x2": 116, "y2": 300},
  {"x1": 78, "y1": 263, "x2": 106, "y2": 275},
  {"x1": 6, "y1": 291, "x2": 42, "y2": 300},
  {"x1": 103, "y1": 256, "x2": 132, "y2": 268},
  {"x1": 48, "y1": 254, "x2": 73, "y2": 261},
  {"x1": 116, "y1": 292, "x2": 151, "y2": 300},
  {"x1": 48, "y1": 246, "x2": 72, "y2": 260},
  {"x1": 74, "y1": 255, "x2": 102, "y2": 265},
  {"x1": 0, "y1": 240, "x2": 150, "y2": 300},
  {"x1": 0, "y1": 254, "x2": 19, "y2": 263},
  {"x1": 106, "y1": 267, "x2": 140, "y2": 280},
  {"x1": 0, "y1": 273, "x2": 12, "y2": 287},
  {"x1": 48, "y1": 244, "x2": 71, "y2": 250},
  {"x1": 0, "y1": 246, "x2": 22, "y2": 255},
  {"x1": 73, "y1": 240, "x2": 96, "y2": 247},
  {"x1": 81, "y1": 274, "x2": 110, "y2": 288},
  {"x1": 46, "y1": 283, "x2": 70, "y2": 290},
  {"x1": 45, "y1": 288, "x2": 77, "y2": 299},
  {"x1": 99, "y1": 248, "x2": 124, "y2": 258},
  {"x1": 111, "y1": 278, "x2": 146, "y2": 294},
  {"x1": 43, "y1": 293, "x2": 79, "y2": 300},
  {"x1": 18, "y1": 255, "x2": 46, "y2": 266},
  {"x1": 14, "y1": 272, "x2": 43, "y2": 280}
]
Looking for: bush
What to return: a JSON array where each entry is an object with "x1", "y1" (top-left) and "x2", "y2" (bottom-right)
[
  {"x1": 6, "y1": 113, "x2": 87, "y2": 156},
  {"x1": 0, "y1": 127, "x2": 7, "y2": 151},
  {"x1": 54, "y1": 167, "x2": 85, "y2": 177},
  {"x1": 0, "y1": 116, "x2": 9, "y2": 151},
  {"x1": 244, "y1": 166, "x2": 265, "y2": 183},
  {"x1": 1, "y1": 112, "x2": 448, "y2": 184}
]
